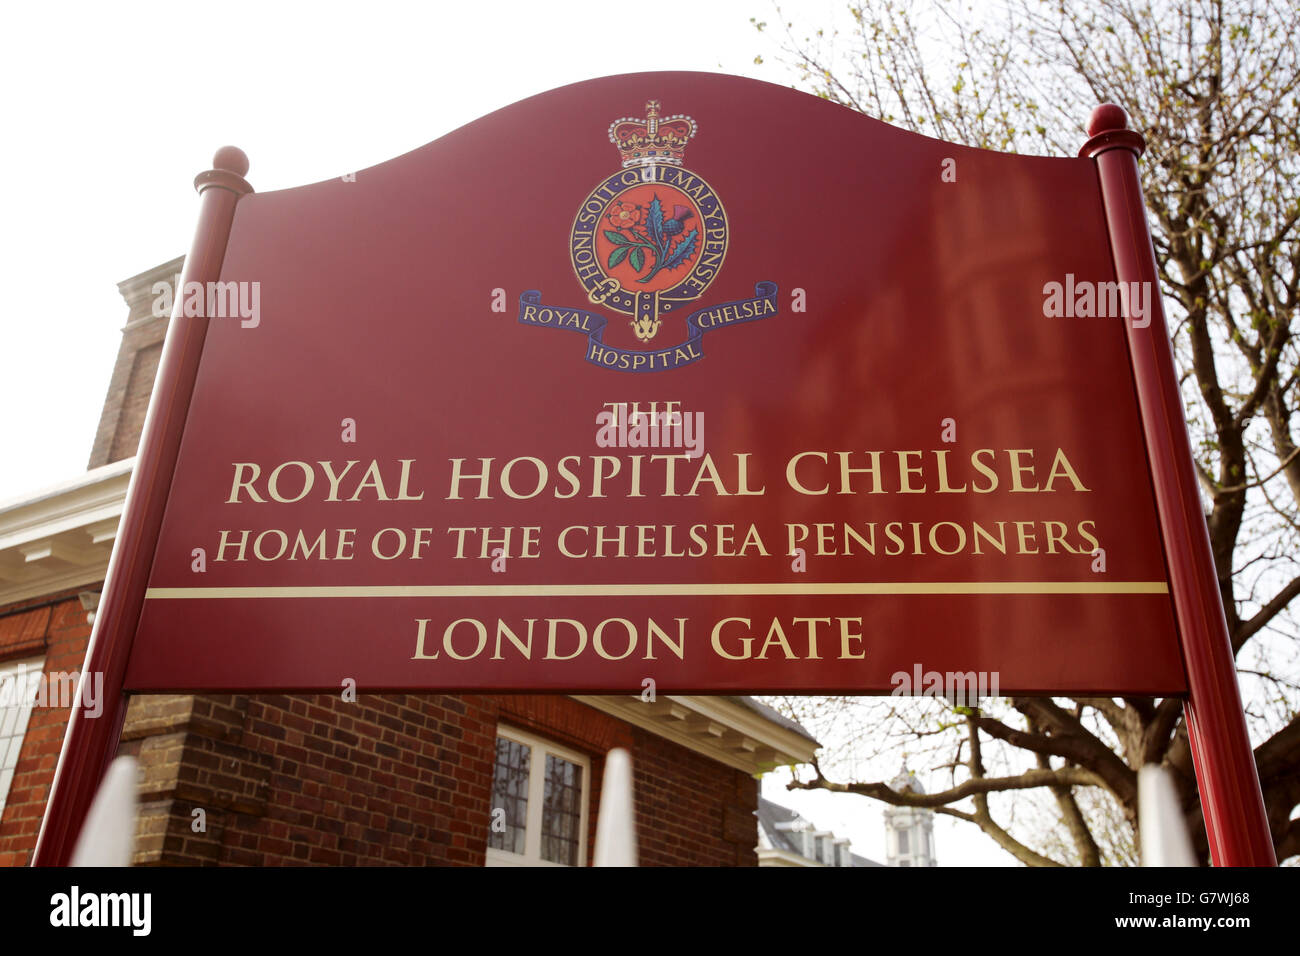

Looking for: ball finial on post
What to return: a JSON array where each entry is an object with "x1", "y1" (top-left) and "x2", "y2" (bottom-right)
[
  {"x1": 1087, "y1": 104, "x2": 1130, "y2": 138},
  {"x1": 195, "y1": 146, "x2": 253, "y2": 196},
  {"x1": 1079, "y1": 104, "x2": 1144, "y2": 159},
  {"x1": 212, "y1": 146, "x2": 250, "y2": 178}
]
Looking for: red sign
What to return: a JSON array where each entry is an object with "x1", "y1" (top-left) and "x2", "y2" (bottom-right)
[{"x1": 124, "y1": 72, "x2": 1184, "y2": 694}]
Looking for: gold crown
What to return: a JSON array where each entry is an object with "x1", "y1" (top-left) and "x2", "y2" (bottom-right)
[{"x1": 608, "y1": 100, "x2": 697, "y2": 168}]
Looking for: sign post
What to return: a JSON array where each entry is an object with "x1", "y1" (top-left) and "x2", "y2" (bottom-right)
[
  {"x1": 1082, "y1": 104, "x2": 1276, "y2": 865},
  {"x1": 32, "y1": 149, "x2": 253, "y2": 867}
]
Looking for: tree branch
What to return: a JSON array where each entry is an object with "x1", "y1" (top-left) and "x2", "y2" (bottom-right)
[{"x1": 785, "y1": 764, "x2": 1104, "y2": 808}]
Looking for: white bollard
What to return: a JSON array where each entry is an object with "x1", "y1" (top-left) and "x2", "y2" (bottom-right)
[
  {"x1": 593, "y1": 748, "x2": 638, "y2": 867},
  {"x1": 69, "y1": 756, "x2": 138, "y2": 867},
  {"x1": 1138, "y1": 764, "x2": 1197, "y2": 867}
]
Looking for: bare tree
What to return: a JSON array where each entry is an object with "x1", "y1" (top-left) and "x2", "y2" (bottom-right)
[{"x1": 754, "y1": 0, "x2": 1300, "y2": 865}]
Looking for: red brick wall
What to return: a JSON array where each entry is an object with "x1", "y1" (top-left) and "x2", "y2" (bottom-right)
[
  {"x1": 0, "y1": 593, "x2": 94, "y2": 867},
  {"x1": 87, "y1": 259, "x2": 177, "y2": 469},
  {"x1": 118, "y1": 692, "x2": 497, "y2": 866},
  {"x1": 107, "y1": 341, "x2": 162, "y2": 463},
  {"x1": 118, "y1": 691, "x2": 756, "y2": 867},
  {"x1": 633, "y1": 726, "x2": 759, "y2": 866}
]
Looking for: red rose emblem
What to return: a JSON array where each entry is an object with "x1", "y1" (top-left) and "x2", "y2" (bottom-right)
[{"x1": 606, "y1": 201, "x2": 643, "y2": 230}]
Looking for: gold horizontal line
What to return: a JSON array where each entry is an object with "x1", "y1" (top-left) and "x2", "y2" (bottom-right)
[{"x1": 144, "y1": 581, "x2": 1169, "y2": 599}]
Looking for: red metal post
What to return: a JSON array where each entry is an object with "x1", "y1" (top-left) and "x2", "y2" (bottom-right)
[
  {"x1": 1081, "y1": 105, "x2": 1276, "y2": 866},
  {"x1": 31, "y1": 148, "x2": 252, "y2": 866}
]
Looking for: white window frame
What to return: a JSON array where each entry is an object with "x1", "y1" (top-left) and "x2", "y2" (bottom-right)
[
  {"x1": 0, "y1": 656, "x2": 46, "y2": 819},
  {"x1": 485, "y1": 725, "x2": 591, "y2": 868}
]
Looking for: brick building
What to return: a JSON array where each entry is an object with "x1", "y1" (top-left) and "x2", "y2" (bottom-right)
[{"x1": 0, "y1": 257, "x2": 818, "y2": 867}]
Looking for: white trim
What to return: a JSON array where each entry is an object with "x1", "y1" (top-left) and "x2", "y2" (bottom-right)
[
  {"x1": 485, "y1": 724, "x2": 591, "y2": 868},
  {"x1": 0, "y1": 458, "x2": 132, "y2": 523},
  {"x1": 571, "y1": 695, "x2": 817, "y2": 774},
  {"x1": 757, "y1": 847, "x2": 824, "y2": 867},
  {"x1": 0, "y1": 460, "x2": 131, "y2": 607}
]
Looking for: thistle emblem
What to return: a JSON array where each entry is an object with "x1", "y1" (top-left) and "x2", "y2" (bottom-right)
[{"x1": 602, "y1": 198, "x2": 700, "y2": 338}]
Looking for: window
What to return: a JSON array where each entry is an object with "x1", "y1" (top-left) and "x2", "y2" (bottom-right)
[
  {"x1": 0, "y1": 657, "x2": 44, "y2": 819},
  {"x1": 486, "y1": 726, "x2": 590, "y2": 867},
  {"x1": 898, "y1": 829, "x2": 910, "y2": 854}
]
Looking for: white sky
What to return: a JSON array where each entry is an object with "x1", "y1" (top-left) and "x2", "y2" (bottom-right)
[{"x1": 0, "y1": 0, "x2": 1013, "y2": 865}]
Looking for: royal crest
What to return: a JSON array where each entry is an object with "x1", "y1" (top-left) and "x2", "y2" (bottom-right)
[
  {"x1": 609, "y1": 99, "x2": 696, "y2": 168},
  {"x1": 519, "y1": 100, "x2": 778, "y2": 372}
]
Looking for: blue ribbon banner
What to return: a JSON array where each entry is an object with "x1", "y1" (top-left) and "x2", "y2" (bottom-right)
[{"x1": 517, "y1": 282, "x2": 779, "y2": 373}]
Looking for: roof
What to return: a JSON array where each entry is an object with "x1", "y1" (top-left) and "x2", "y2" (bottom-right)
[
  {"x1": 729, "y1": 697, "x2": 819, "y2": 744},
  {"x1": 756, "y1": 797, "x2": 883, "y2": 867},
  {"x1": 756, "y1": 796, "x2": 805, "y2": 856}
]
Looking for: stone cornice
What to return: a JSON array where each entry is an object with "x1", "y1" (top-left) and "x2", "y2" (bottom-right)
[
  {"x1": 116, "y1": 255, "x2": 185, "y2": 321},
  {"x1": 570, "y1": 694, "x2": 818, "y2": 774},
  {"x1": 0, "y1": 459, "x2": 132, "y2": 607}
]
